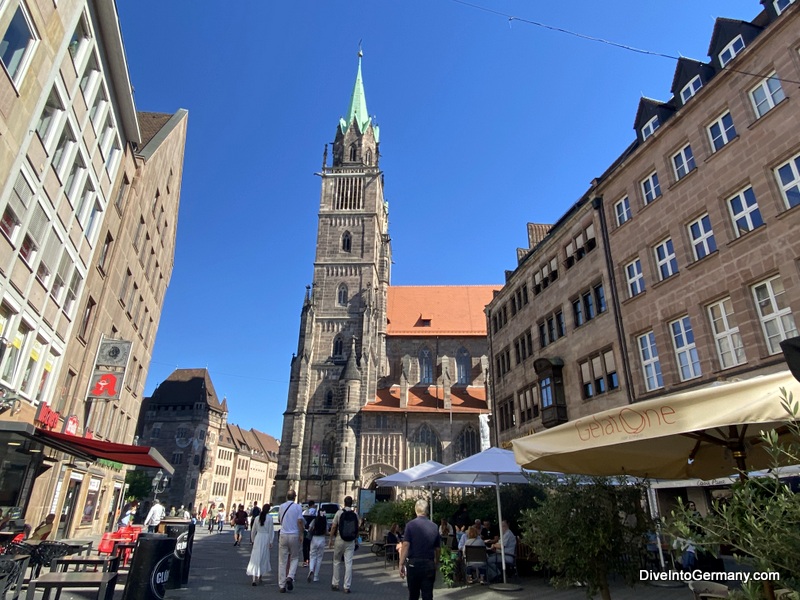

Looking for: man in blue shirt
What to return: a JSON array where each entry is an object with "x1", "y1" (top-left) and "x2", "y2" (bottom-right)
[{"x1": 398, "y1": 499, "x2": 440, "y2": 600}]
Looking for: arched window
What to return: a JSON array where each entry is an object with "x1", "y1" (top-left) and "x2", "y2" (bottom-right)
[
  {"x1": 342, "y1": 231, "x2": 352, "y2": 253},
  {"x1": 333, "y1": 336, "x2": 344, "y2": 357},
  {"x1": 349, "y1": 144, "x2": 357, "y2": 161},
  {"x1": 419, "y1": 346, "x2": 433, "y2": 384},
  {"x1": 409, "y1": 422, "x2": 442, "y2": 465},
  {"x1": 337, "y1": 283, "x2": 348, "y2": 306},
  {"x1": 456, "y1": 347, "x2": 471, "y2": 385},
  {"x1": 325, "y1": 390, "x2": 334, "y2": 408},
  {"x1": 365, "y1": 149, "x2": 373, "y2": 165},
  {"x1": 453, "y1": 425, "x2": 479, "y2": 461}
]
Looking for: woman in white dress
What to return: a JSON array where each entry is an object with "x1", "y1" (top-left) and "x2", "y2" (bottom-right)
[{"x1": 246, "y1": 504, "x2": 275, "y2": 585}]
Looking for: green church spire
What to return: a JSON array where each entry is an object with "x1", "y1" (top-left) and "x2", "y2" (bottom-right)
[{"x1": 339, "y1": 47, "x2": 379, "y2": 142}]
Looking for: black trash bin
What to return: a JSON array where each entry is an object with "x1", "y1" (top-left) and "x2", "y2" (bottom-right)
[
  {"x1": 121, "y1": 533, "x2": 176, "y2": 600},
  {"x1": 160, "y1": 518, "x2": 195, "y2": 589}
]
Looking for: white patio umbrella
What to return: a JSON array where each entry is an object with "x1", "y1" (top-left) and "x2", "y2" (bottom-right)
[
  {"x1": 375, "y1": 460, "x2": 445, "y2": 487},
  {"x1": 412, "y1": 447, "x2": 531, "y2": 590},
  {"x1": 375, "y1": 460, "x2": 446, "y2": 523}
]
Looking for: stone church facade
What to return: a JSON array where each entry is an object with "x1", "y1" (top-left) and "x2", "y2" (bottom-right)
[{"x1": 274, "y1": 56, "x2": 498, "y2": 504}]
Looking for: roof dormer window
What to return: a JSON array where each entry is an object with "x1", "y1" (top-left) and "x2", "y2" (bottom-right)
[
  {"x1": 719, "y1": 35, "x2": 744, "y2": 67},
  {"x1": 641, "y1": 116, "x2": 660, "y2": 141},
  {"x1": 774, "y1": 0, "x2": 795, "y2": 15},
  {"x1": 680, "y1": 75, "x2": 703, "y2": 104}
]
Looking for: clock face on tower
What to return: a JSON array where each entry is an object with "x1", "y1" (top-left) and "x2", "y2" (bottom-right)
[{"x1": 96, "y1": 339, "x2": 131, "y2": 368}]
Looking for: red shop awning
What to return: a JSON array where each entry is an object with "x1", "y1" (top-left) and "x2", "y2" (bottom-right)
[{"x1": 33, "y1": 427, "x2": 174, "y2": 474}]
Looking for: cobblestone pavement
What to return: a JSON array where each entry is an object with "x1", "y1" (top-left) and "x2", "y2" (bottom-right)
[{"x1": 30, "y1": 526, "x2": 696, "y2": 599}]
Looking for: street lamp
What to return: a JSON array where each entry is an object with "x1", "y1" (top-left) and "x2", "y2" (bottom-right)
[
  {"x1": 311, "y1": 454, "x2": 334, "y2": 499},
  {"x1": 151, "y1": 469, "x2": 169, "y2": 502}
]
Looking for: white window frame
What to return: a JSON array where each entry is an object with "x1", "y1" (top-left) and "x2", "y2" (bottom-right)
[
  {"x1": 719, "y1": 35, "x2": 745, "y2": 67},
  {"x1": 750, "y1": 73, "x2": 785, "y2": 118},
  {"x1": 707, "y1": 111, "x2": 737, "y2": 152},
  {"x1": 654, "y1": 238, "x2": 678, "y2": 280},
  {"x1": 638, "y1": 331, "x2": 663, "y2": 391},
  {"x1": 670, "y1": 316, "x2": 701, "y2": 381},
  {"x1": 84, "y1": 200, "x2": 102, "y2": 244},
  {"x1": 707, "y1": 297, "x2": 745, "y2": 369},
  {"x1": 88, "y1": 85, "x2": 109, "y2": 131},
  {"x1": 727, "y1": 186, "x2": 763, "y2": 237},
  {"x1": 51, "y1": 121, "x2": 77, "y2": 179},
  {"x1": 79, "y1": 50, "x2": 101, "y2": 101},
  {"x1": 680, "y1": 75, "x2": 703, "y2": 104},
  {"x1": 774, "y1": 153, "x2": 800, "y2": 210},
  {"x1": 774, "y1": 0, "x2": 795, "y2": 15},
  {"x1": 687, "y1": 214, "x2": 716, "y2": 260},
  {"x1": 752, "y1": 275, "x2": 798, "y2": 355},
  {"x1": 641, "y1": 171, "x2": 661, "y2": 204},
  {"x1": 672, "y1": 144, "x2": 696, "y2": 180},
  {"x1": 614, "y1": 196, "x2": 631, "y2": 226},
  {"x1": 36, "y1": 87, "x2": 66, "y2": 150},
  {"x1": 641, "y1": 116, "x2": 660, "y2": 141},
  {"x1": 0, "y1": 0, "x2": 39, "y2": 86},
  {"x1": 625, "y1": 258, "x2": 645, "y2": 298},
  {"x1": 68, "y1": 11, "x2": 92, "y2": 66}
]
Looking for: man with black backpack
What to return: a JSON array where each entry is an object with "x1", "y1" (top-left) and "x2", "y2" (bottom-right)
[{"x1": 329, "y1": 496, "x2": 359, "y2": 593}]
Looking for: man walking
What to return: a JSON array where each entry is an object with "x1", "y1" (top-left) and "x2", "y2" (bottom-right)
[
  {"x1": 233, "y1": 504, "x2": 249, "y2": 546},
  {"x1": 277, "y1": 490, "x2": 304, "y2": 593},
  {"x1": 329, "y1": 496, "x2": 359, "y2": 593},
  {"x1": 398, "y1": 499, "x2": 440, "y2": 600},
  {"x1": 144, "y1": 499, "x2": 166, "y2": 533},
  {"x1": 250, "y1": 500, "x2": 261, "y2": 532}
]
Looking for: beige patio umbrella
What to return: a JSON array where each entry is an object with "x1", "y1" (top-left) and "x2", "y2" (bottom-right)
[{"x1": 512, "y1": 371, "x2": 800, "y2": 480}]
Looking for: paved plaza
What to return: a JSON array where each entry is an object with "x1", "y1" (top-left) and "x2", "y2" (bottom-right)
[{"x1": 26, "y1": 525, "x2": 695, "y2": 600}]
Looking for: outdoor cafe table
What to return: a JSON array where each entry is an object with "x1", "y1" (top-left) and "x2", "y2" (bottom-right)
[
  {"x1": 55, "y1": 539, "x2": 94, "y2": 556},
  {"x1": 25, "y1": 571, "x2": 118, "y2": 600},
  {"x1": 113, "y1": 542, "x2": 136, "y2": 568},
  {"x1": 51, "y1": 555, "x2": 120, "y2": 573}
]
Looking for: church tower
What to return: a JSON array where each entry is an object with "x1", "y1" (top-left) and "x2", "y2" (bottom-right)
[{"x1": 275, "y1": 52, "x2": 391, "y2": 502}]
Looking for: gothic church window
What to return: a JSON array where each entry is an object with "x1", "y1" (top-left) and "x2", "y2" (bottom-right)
[
  {"x1": 337, "y1": 283, "x2": 348, "y2": 306},
  {"x1": 419, "y1": 346, "x2": 433, "y2": 384},
  {"x1": 325, "y1": 390, "x2": 334, "y2": 408},
  {"x1": 365, "y1": 149, "x2": 373, "y2": 165},
  {"x1": 342, "y1": 231, "x2": 352, "y2": 253},
  {"x1": 456, "y1": 347, "x2": 471, "y2": 385},
  {"x1": 333, "y1": 336, "x2": 344, "y2": 358},
  {"x1": 409, "y1": 423, "x2": 442, "y2": 465},
  {"x1": 349, "y1": 144, "x2": 357, "y2": 161},
  {"x1": 454, "y1": 425, "x2": 479, "y2": 461}
]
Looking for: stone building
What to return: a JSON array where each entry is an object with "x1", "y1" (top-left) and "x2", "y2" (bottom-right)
[
  {"x1": 486, "y1": 0, "x2": 800, "y2": 487},
  {"x1": 274, "y1": 55, "x2": 497, "y2": 505},
  {"x1": 138, "y1": 368, "x2": 279, "y2": 514},
  {"x1": 0, "y1": 0, "x2": 186, "y2": 537}
]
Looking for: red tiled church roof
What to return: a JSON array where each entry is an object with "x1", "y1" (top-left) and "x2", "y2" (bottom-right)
[
  {"x1": 364, "y1": 385, "x2": 488, "y2": 413},
  {"x1": 386, "y1": 286, "x2": 499, "y2": 336}
]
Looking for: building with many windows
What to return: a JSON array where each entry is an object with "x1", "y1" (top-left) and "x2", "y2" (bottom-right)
[
  {"x1": 274, "y1": 56, "x2": 497, "y2": 505},
  {"x1": 487, "y1": 0, "x2": 800, "y2": 500},
  {"x1": 137, "y1": 369, "x2": 279, "y2": 515},
  {"x1": 0, "y1": 0, "x2": 186, "y2": 536}
]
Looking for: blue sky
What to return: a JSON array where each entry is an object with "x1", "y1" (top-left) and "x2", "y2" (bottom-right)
[{"x1": 116, "y1": 0, "x2": 758, "y2": 440}]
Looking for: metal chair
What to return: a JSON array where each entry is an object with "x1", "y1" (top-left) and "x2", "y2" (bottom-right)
[
  {"x1": 30, "y1": 541, "x2": 71, "y2": 578},
  {"x1": 0, "y1": 557, "x2": 21, "y2": 600},
  {"x1": 384, "y1": 536, "x2": 399, "y2": 569},
  {"x1": 463, "y1": 544, "x2": 488, "y2": 583}
]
